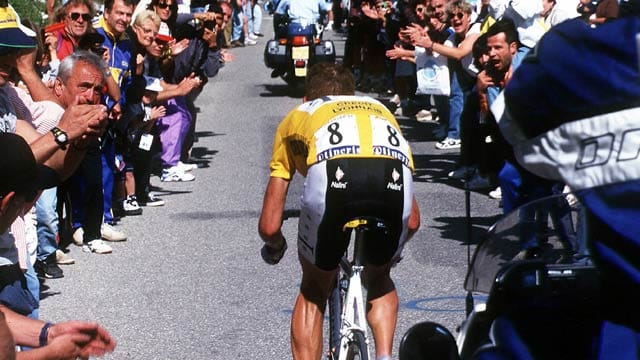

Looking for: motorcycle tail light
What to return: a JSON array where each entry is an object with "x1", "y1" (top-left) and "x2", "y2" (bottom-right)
[
  {"x1": 295, "y1": 60, "x2": 306, "y2": 68},
  {"x1": 292, "y1": 36, "x2": 309, "y2": 46},
  {"x1": 278, "y1": 38, "x2": 287, "y2": 45}
]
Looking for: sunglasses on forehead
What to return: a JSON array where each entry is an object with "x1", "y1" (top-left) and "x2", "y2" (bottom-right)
[{"x1": 69, "y1": 12, "x2": 92, "y2": 21}]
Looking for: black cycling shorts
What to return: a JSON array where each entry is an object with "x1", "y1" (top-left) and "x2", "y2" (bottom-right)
[{"x1": 297, "y1": 157, "x2": 413, "y2": 270}]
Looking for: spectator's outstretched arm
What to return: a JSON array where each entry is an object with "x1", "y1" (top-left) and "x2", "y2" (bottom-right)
[
  {"x1": 14, "y1": 48, "x2": 57, "y2": 103},
  {"x1": 15, "y1": 99, "x2": 108, "y2": 180},
  {"x1": 156, "y1": 75, "x2": 202, "y2": 101},
  {"x1": 0, "y1": 306, "x2": 116, "y2": 358}
]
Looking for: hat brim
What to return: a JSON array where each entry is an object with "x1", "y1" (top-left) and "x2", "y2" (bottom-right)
[{"x1": 0, "y1": 28, "x2": 37, "y2": 48}]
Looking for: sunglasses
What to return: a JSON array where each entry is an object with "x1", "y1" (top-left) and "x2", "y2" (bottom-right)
[
  {"x1": 415, "y1": 6, "x2": 425, "y2": 13},
  {"x1": 69, "y1": 12, "x2": 91, "y2": 22},
  {"x1": 157, "y1": 2, "x2": 173, "y2": 9},
  {"x1": 449, "y1": 12, "x2": 465, "y2": 20}
]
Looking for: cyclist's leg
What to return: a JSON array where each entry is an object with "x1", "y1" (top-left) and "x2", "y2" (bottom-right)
[
  {"x1": 363, "y1": 263, "x2": 397, "y2": 359},
  {"x1": 291, "y1": 255, "x2": 338, "y2": 360}
]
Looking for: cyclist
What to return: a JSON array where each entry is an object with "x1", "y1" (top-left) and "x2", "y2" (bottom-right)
[{"x1": 259, "y1": 63, "x2": 420, "y2": 360}]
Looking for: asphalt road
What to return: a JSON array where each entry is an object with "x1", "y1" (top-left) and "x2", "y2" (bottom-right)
[{"x1": 41, "y1": 16, "x2": 504, "y2": 359}]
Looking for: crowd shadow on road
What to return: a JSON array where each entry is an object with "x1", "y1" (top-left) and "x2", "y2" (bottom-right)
[
  {"x1": 412, "y1": 153, "x2": 459, "y2": 186},
  {"x1": 189, "y1": 146, "x2": 219, "y2": 169},
  {"x1": 261, "y1": 83, "x2": 305, "y2": 99},
  {"x1": 39, "y1": 281, "x2": 61, "y2": 301},
  {"x1": 432, "y1": 214, "x2": 503, "y2": 245}
]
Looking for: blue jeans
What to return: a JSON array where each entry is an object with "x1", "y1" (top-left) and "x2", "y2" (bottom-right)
[
  {"x1": 25, "y1": 257, "x2": 39, "y2": 319},
  {"x1": 231, "y1": 8, "x2": 244, "y2": 42},
  {"x1": 36, "y1": 187, "x2": 58, "y2": 261},
  {"x1": 433, "y1": 94, "x2": 450, "y2": 139},
  {"x1": 249, "y1": 3, "x2": 262, "y2": 34},
  {"x1": 446, "y1": 73, "x2": 466, "y2": 140}
]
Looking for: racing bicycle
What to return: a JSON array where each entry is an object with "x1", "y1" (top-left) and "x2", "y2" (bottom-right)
[{"x1": 327, "y1": 217, "x2": 389, "y2": 360}]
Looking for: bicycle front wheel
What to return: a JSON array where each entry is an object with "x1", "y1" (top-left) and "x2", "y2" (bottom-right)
[{"x1": 345, "y1": 330, "x2": 369, "y2": 360}]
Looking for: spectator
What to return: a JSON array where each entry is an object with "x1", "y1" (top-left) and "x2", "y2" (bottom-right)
[
  {"x1": 2, "y1": 3, "x2": 108, "y2": 316},
  {"x1": 589, "y1": 0, "x2": 619, "y2": 25},
  {"x1": 95, "y1": 0, "x2": 138, "y2": 225},
  {"x1": 407, "y1": 0, "x2": 480, "y2": 149},
  {"x1": 174, "y1": 2, "x2": 232, "y2": 165},
  {"x1": 541, "y1": 0, "x2": 574, "y2": 28},
  {"x1": 247, "y1": 0, "x2": 264, "y2": 37},
  {"x1": 0, "y1": 132, "x2": 116, "y2": 359},
  {"x1": 48, "y1": 0, "x2": 96, "y2": 60},
  {"x1": 577, "y1": 0, "x2": 599, "y2": 22},
  {"x1": 220, "y1": 0, "x2": 233, "y2": 48},
  {"x1": 118, "y1": 76, "x2": 167, "y2": 207}
]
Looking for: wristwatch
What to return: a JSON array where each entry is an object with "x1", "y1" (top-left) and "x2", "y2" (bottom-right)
[{"x1": 51, "y1": 127, "x2": 69, "y2": 149}]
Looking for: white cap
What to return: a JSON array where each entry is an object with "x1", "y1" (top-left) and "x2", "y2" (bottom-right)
[{"x1": 144, "y1": 75, "x2": 163, "y2": 92}]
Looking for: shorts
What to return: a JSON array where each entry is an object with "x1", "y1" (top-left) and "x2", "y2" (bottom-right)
[{"x1": 298, "y1": 157, "x2": 413, "y2": 270}]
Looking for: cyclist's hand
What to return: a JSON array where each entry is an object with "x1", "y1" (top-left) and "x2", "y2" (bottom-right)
[{"x1": 261, "y1": 237, "x2": 287, "y2": 265}]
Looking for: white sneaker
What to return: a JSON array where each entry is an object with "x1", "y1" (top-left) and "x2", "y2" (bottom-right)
[
  {"x1": 122, "y1": 195, "x2": 143, "y2": 216},
  {"x1": 101, "y1": 223, "x2": 127, "y2": 242},
  {"x1": 72, "y1": 227, "x2": 84, "y2": 246},
  {"x1": 177, "y1": 161, "x2": 198, "y2": 172},
  {"x1": 56, "y1": 249, "x2": 75, "y2": 265},
  {"x1": 435, "y1": 138, "x2": 461, "y2": 150},
  {"x1": 415, "y1": 109, "x2": 435, "y2": 123},
  {"x1": 244, "y1": 38, "x2": 257, "y2": 46},
  {"x1": 248, "y1": 33, "x2": 259, "y2": 40},
  {"x1": 489, "y1": 187, "x2": 502, "y2": 200},
  {"x1": 82, "y1": 240, "x2": 112, "y2": 254},
  {"x1": 161, "y1": 166, "x2": 196, "y2": 182}
]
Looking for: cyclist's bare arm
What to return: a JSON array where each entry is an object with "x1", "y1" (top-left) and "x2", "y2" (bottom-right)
[{"x1": 259, "y1": 176, "x2": 290, "y2": 248}]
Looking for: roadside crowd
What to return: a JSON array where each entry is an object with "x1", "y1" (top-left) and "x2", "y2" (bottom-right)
[
  {"x1": 340, "y1": 0, "x2": 635, "y2": 191},
  {"x1": 335, "y1": 0, "x2": 638, "y2": 259},
  {"x1": 0, "y1": 0, "x2": 265, "y2": 356}
]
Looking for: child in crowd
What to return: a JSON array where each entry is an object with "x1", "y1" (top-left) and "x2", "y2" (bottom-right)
[{"x1": 118, "y1": 76, "x2": 167, "y2": 210}]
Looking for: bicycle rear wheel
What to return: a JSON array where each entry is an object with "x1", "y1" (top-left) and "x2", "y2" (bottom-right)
[{"x1": 345, "y1": 330, "x2": 369, "y2": 360}]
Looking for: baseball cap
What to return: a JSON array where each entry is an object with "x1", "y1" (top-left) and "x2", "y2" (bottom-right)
[
  {"x1": 0, "y1": 132, "x2": 48, "y2": 202},
  {"x1": 0, "y1": 6, "x2": 37, "y2": 49}
]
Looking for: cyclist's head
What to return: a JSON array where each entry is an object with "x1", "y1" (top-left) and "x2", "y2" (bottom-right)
[{"x1": 304, "y1": 63, "x2": 355, "y2": 101}]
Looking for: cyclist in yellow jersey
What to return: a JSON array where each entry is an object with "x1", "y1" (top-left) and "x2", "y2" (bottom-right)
[{"x1": 259, "y1": 63, "x2": 421, "y2": 360}]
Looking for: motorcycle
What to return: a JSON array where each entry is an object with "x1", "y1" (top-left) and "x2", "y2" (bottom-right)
[
  {"x1": 264, "y1": 17, "x2": 336, "y2": 88},
  {"x1": 399, "y1": 193, "x2": 603, "y2": 359}
]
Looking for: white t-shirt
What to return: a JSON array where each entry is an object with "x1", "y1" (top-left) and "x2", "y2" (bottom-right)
[{"x1": 443, "y1": 22, "x2": 482, "y2": 77}]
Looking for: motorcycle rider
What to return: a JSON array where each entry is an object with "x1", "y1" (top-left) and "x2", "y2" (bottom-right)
[
  {"x1": 273, "y1": 0, "x2": 332, "y2": 38},
  {"x1": 269, "y1": 0, "x2": 333, "y2": 78}
]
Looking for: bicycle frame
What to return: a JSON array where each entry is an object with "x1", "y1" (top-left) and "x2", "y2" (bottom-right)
[{"x1": 332, "y1": 218, "x2": 376, "y2": 360}]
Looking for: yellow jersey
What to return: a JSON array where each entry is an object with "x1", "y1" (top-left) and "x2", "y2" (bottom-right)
[{"x1": 270, "y1": 96, "x2": 414, "y2": 180}]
